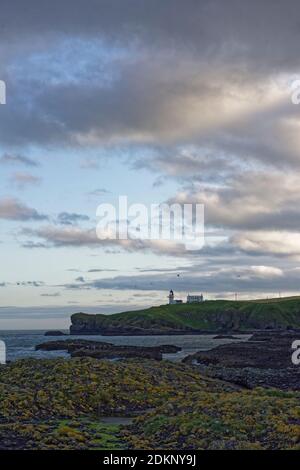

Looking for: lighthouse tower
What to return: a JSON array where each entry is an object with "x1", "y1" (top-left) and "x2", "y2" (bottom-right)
[{"x1": 168, "y1": 289, "x2": 175, "y2": 304}]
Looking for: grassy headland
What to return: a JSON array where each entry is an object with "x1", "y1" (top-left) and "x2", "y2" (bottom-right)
[{"x1": 71, "y1": 297, "x2": 300, "y2": 335}]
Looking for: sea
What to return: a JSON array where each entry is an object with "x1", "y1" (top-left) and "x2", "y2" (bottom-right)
[{"x1": 0, "y1": 330, "x2": 251, "y2": 363}]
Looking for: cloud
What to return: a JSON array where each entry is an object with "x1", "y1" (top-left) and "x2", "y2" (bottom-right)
[
  {"x1": 0, "y1": 154, "x2": 39, "y2": 167},
  {"x1": 169, "y1": 171, "x2": 300, "y2": 231},
  {"x1": 0, "y1": 2, "x2": 297, "y2": 155},
  {"x1": 2, "y1": 1, "x2": 300, "y2": 302},
  {"x1": 1, "y1": 1, "x2": 299, "y2": 75},
  {"x1": 40, "y1": 292, "x2": 61, "y2": 297},
  {"x1": 16, "y1": 281, "x2": 44, "y2": 287},
  {"x1": 56, "y1": 212, "x2": 90, "y2": 226},
  {"x1": 233, "y1": 231, "x2": 300, "y2": 257},
  {"x1": 250, "y1": 266, "x2": 283, "y2": 278},
  {"x1": 61, "y1": 263, "x2": 295, "y2": 295},
  {"x1": 86, "y1": 188, "x2": 110, "y2": 198},
  {"x1": 21, "y1": 225, "x2": 192, "y2": 256},
  {"x1": 10, "y1": 172, "x2": 41, "y2": 189},
  {"x1": 80, "y1": 158, "x2": 99, "y2": 169},
  {"x1": 21, "y1": 241, "x2": 48, "y2": 249},
  {"x1": 88, "y1": 268, "x2": 118, "y2": 272},
  {"x1": 0, "y1": 198, "x2": 47, "y2": 221}
]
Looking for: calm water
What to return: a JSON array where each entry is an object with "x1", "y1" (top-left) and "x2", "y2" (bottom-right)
[{"x1": 0, "y1": 330, "x2": 251, "y2": 362}]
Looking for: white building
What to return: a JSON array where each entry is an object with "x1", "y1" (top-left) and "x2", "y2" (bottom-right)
[
  {"x1": 168, "y1": 290, "x2": 203, "y2": 304},
  {"x1": 187, "y1": 294, "x2": 204, "y2": 303}
]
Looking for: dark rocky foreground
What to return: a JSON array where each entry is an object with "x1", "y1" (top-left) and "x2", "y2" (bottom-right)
[
  {"x1": 0, "y1": 357, "x2": 299, "y2": 450},
  {"x1": 36, "y1": 339, "x2": 181, "y2": 361},
  {"x1": 183, "y1": 331, "x2": 300, "y2": 390}
]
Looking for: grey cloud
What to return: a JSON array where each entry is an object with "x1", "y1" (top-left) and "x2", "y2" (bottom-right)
[
  {"x1": 16, "y1": 281, "x2": 44, "y2": 287},
  {"x1": 56, "y1": 212, "x2": 90, "y2": 226},
  {"x1": 88, "y1": 268, "x2": 118, "y2": 272},
  {"x1": 232, "y1": 231, "x2": 300, "y2": 258},
  {"x1": 62, "y1": 264, "x2": 300, "y2": 296},
  {"x1": 21, "y1": 225, "x2": 197, "y2": 256},
  {"x1": 1, "y1": 2, "x2": 300, "y2": 154},
  {"x1": 21, "y1": 241, "x2": 48, "y2": 249},
  {"x1": 1, "y1": 1, "x2": 300, "y2": 73},
  {"x1": 80, "y1": 159, "x2": 99, "y2": 169},
  {"x1": 86, "y1": 188, "x2": 110, "y2": 198},
  {"x1": 133, "y1": 146, "x2": 240, "y2": 183},
  {"x1": 0, "y1": 154, "x2": 39, "y2": 167},
  {"x1": 0, "y1": 198, "x2": 47, "y2": 221},
  {"x1": 10, "y1": 172, "x2": 41, "y2": 188},
  {"x1": 40, "y1": 292, "x2": 61, "y2": 297},
  {"x1": 169, "y1": 171, "x2": 300, "y2": 231},
  {"x1": 2, "y1": 1, "x2": 300, "y2": 301}
]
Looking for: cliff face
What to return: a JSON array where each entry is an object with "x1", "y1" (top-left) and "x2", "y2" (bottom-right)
[{"x1": 70, "y1": 298, "x2": 300, "y2": 335}]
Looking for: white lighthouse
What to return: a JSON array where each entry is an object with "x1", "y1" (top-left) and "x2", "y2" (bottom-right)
[
  {"x1": 168, "y1": 289, "x2": 175, "y2": 304},
  {"x1": 168, "y1": 290, "x2": 183, "y2": 304}
]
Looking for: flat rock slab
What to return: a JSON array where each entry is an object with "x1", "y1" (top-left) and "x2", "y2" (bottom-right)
[
  {"x1": 184, "y1": 331, "x2": 300, "y2": 390},
  {"x1": 36, "y1": 339, "x2": 181, "y2": 361}
]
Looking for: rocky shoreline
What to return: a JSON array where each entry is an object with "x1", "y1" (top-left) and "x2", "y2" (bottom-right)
[
  {"x1": 183, "y1": 331, "x2": 300, "y2": 390},
  {"x1": 37, "y1": 331, "x2": 300, "y2": 390},
  {"x1": 1, "y1": 330, "x2": 299, "y2": 450},
  {"x1": 69, "y1": 325, "x2": 241, "y2": 336}
]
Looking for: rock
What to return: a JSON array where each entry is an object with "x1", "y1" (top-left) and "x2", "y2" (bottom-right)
[
  {"x1": 35, "y1": 339, "x2": 181, "y2": 361},
  {"x1": 36, "y1": 339, "x2": 113, "y2": 352},
  {"x1": 213, "y1": 335, "x2": 240, "y2": 339},
  {"x1": 71, "y1": 348, "x2": 163, "y2": 361},
  {"x1": 157, "y1": 345, "x2": 181, "y2": 353},
  {"x1": 44, "y1": 330, "x2": 67, "y2": 336}
]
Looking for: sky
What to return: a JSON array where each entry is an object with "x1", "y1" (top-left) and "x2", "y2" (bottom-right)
[{"x1": 1, "y1": 1, "x2": 300, "y2": 328}]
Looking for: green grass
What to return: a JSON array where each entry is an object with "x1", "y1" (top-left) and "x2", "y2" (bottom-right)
[
  {"x1": 71, "y1": 296, "x2": 300, "y2": 332},
  {"x1": 55, "y1": 419, "x2": 124, "y2": 450}
]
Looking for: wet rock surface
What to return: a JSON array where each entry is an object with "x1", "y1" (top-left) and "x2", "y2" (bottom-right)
[
  {"x1": 184, "y1": 331, "x2": 300, "y2": 390},
  {"x1": 36, "y1": 339, "x2": 181, "y2": 361},
  {"x1": 44, "y1": 330, "x2": 67, "y2": 336},
  {"x1": 213, "y1": 334, "x2": 240, "y2": 339},
  {"x1": 0, "y1": 353, "x2": 299, "y2": 449}
]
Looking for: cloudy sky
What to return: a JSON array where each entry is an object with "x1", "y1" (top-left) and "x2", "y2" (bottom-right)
[{"x1": 1, "y1": 1, "x2": 300, "y2": 328}]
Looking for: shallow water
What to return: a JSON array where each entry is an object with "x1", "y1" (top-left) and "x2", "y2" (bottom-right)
[{"x1": 0, "y1": 330, "x2": 251, "y2": 362}]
